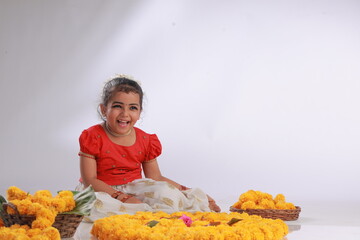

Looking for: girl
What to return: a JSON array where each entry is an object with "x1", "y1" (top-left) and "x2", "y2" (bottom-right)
[{"x1": 78, "y1": 75, "x2": 220, "y2": 219}]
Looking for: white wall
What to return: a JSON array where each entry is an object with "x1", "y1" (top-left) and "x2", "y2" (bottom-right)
[{"x1": 1, "y1": 0, "x2": 359, "y2": 205}]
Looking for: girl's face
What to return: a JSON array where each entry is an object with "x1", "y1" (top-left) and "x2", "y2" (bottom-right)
[{"x1": 101, "y1": 91, "x2": 141, "y2": 135}]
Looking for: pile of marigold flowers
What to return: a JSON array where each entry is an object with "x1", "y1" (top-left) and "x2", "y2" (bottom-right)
[
  {"x1": 0, "y1": 186, "x2": 76, "y2": 240},
  {"x1": 91, "y1": 211, "x2": 289, "y2": 240},
  {"x1": 232, "y1": 190, "x2": 296, "y2": 210}
]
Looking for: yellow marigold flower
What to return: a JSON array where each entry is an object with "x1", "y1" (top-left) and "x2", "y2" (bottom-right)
[
  {"x1": 274, "y1": 194, "x2": 285, "y2": 203},
  {"x1": 232, "y1": 201, "x2": 242, "y2": 209},
  {"x1": 26, "y1": 202, "x2": 43, "y2": 216},
  {"x1": 30, "y1": 236, "x2": 48, "y2": 240},
  {"x1": 7, "y1": 186, "x2": 28, "y2": 201},
  {"x1": 259, "y1": 199, "x2": 276, "y2": 209},
  {"x1": 274, "y1": 219, "x2": 289, "y2": 235},
  {"x1": 51, "y1": 198, "x2": 67, "y2": 213},
  {"x1": 55, "y1": 191, "x2": 75, "y2": 212},
  {"x1": 34, "y1": 190, "x2": 53, "y2": 198},
  {"x1": 285, "y1": 202, "x2": 296, "y2": 210},
  {"x1": 0, "y1": 230, "x2": 30, "y2": 240},
  {"x1": 32, "y1": 195, "x2": 53, "y2": 209},
  {"x1": 261, "y1": 192, "x2": 273, "y2": 201},
  {"x1": 57, "y1": 190, "x2": 73, "y2": 198},
  {"x1": 27, "y1": 228, "x2": 42, "y2": 238},
  {"x1": 42, "y1": 227, "x2": 61, "y2": 240},
  {"x1": 35, "y1": 207, "x2": 57, "y2": 223},
  {"x1": 32, "y1": 217, "x2": 53, "y2": 230},
  {"x1": 9, "y1": 224, "x2": 27, "y2": 230},
  {"x1": 9, "y1": 199, "x2": 33, "y2": 215},
  {"x1": 275, "y1": 201, "x2": 288, "y2": 210},
  {"x1": 239, "y1": 190, "x2": 258, "y2": 203},
  {"x1": 241, "y1": 201, "x2": 256, "y2": 210}
]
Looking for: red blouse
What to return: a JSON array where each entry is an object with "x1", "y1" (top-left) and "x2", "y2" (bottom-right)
[{"x1": 79, "y1": 124, "x2": 162, "y2": 185}]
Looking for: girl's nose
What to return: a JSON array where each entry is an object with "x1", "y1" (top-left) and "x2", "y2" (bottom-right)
[{"x1": 121, "y1": 108, "x2": 129, "y2": 116}]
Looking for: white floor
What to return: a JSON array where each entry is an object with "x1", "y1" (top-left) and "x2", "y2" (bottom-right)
[{"x1": 66, "y1": 201, "x2": 360, "y2": 240}]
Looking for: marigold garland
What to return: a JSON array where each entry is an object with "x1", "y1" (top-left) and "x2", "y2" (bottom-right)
[
  {"x1": 0, "y1": 186, "x2": 76, "y2": 240},
  {"x1": 232, "y1": 190, "x2": 296, "y2": 210},
  {"x1": 91, "y1": 211, "x2": 289, "y2": 240}
]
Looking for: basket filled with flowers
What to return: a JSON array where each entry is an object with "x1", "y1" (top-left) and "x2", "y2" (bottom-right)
[
  {"x1": 0, "y1": 185, "x2": 95, "y2": 238},
  {"x1": 230, "y1": 190, "x2": 301, "y2": 221}
]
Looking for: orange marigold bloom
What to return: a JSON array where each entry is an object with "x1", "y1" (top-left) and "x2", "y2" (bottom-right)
[
  {"x1": 63, "y1": 199, "x2": 76, "y2": 212},
  {"x1": 32, "y1": 195, "x2": 53, "y2": 209},
  {"x1": 51, "y1": 198, "x2": 67, "y2": 213},
  {"x1": 275, "y1": 201, "x2": 288, "y2": 210},
  {"x1": 42, "y1": 227, "x2": 61, "y2": 240},
  {"x1": 259, "y1": 199, "x2": 275, "y2": 209},
  {"x1": 261, "y1": 192, "x2": 273, "y2": 201},
  {"x1": 56, "y1": 191, "x2": 75, "y2": 212},
  {"x1": 7, "y1": 186, "x2": 28, "y2": 201},
  {"x1": 34, "y1": 190, "x2": 53, "y2": 198},
  {"x1": 57, "y1": 191, "x2": 73, "y2": 198},
  {"x1": 232, "y1": 201, "x2": 242, "y2": 209},
  {"x1": 239, "y1": 190, "x2": 258, "y2": 203},
  {"x1": 274, "y1": 194, "x2": 285, "y2": 203},
  {"x1": 32, "y1": 217, "x2": 53, "y2": 230},
  {"x1": 27, "y1": 228, "x2": 42, "y2": 238},
  {"x1": 241, "y1": 201, "x2": 256, "y2": 210},
  {"x1": 285, "y1": 202, "x2": 296, "y2": 210},
  {"x1": 35, "y1": 207, "x2": 57, "y2": 223},
  {"x1": 26, "y1": 203, "x2": 43, "y2": 216}
]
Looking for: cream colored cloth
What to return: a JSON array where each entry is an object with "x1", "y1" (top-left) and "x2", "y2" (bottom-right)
[{"x1": 76, "y1": 178, "x2": 211, "y2": 222}]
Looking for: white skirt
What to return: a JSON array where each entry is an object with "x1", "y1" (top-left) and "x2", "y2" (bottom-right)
[{"x1": 76, "y1": 178, "x2": 211, "y2": 222}]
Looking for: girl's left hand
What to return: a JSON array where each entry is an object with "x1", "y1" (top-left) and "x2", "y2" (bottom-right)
[{"x1": 207, "y1": 195, "x2": 221, "y2": 212}]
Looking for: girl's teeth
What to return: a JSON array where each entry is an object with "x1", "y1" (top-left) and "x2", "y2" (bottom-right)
[{"x1": 118, "y1": 121, "x2": 128, "y2": 127}]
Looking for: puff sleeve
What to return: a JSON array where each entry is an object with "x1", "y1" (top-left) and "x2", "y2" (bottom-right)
[
  {"x1": 145, "y1": 134, "x2": 162, "y2": 161},
  {"x1": 79, "y1": 129, "x2": 101, "y2": 158}
]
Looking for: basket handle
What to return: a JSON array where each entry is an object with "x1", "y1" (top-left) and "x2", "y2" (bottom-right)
[{"x1": 2, "y1": 202, "x2": 21, "y2": 216}]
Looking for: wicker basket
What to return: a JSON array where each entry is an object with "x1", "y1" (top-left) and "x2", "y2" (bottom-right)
[
  {"x1": 2, "y1": 202, "x2": 84, "y2": 238},
  {"x1": 229, "y1": 206, "x2": 301, "y2": 221}
]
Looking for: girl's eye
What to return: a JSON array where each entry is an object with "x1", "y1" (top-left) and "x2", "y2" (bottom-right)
[
  {"x1": 130, "y1": 106, "x2": 138, "y2": 110},
  {"x1": 112, "y1": 105, "x2": 122, "y2": 108}
]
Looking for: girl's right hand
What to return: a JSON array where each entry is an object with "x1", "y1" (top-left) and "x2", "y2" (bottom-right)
[
  {"x1": 123, "y1": 196, "x2": 142, "y2": 204},
  {"x1": 119, "y1": 194, "x2": 142, "y2": 204}
]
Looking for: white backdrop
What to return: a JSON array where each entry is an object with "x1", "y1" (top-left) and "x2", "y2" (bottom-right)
[{"x1": 1, "y1": 0, "x2": 359, "y2": 206}]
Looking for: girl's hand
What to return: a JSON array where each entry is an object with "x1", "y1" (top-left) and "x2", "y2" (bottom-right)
[
  {"x1": 117, "y1": 193, "x2": 143, "y2": 204},
  {"x1": 122, "y1": 196, "x2": 143, "y2": 203},
  {"x1": 207, "y1": 195, "x2": 221, "y2": 212}
]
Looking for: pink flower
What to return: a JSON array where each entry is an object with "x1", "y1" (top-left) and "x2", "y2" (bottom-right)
[{"x1": 179, "y1": 214, "x2": 192, "y2": 227}]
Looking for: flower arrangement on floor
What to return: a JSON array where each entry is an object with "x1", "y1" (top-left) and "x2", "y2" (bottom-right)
[
  {"x1": 0, "y1": 185, "x2": 95, "y2": 240},
  {"x1": 91, "y1": 211, "x2": 289, "y2": 240},
  {"x1": 232, "y1": 190, "x2": 296, "y2": 210}
]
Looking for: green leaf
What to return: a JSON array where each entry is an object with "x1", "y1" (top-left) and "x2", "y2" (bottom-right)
[
  {"x1": 62, "y1": 185, "x2": 96, "y2": 216},
  {"x1": 146, "y1": 220, "x2": 159, "y2": 228},
  {"x1": 227, "y1": 218, "x2": 242, "y2": 226},
  {"x1": 0, "y1": 195, "x2": 6, "y2": 205}
]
